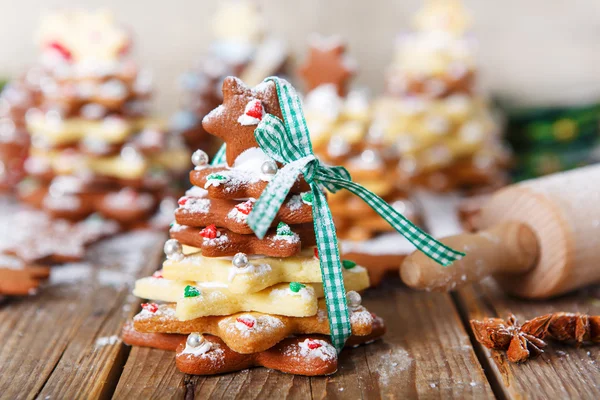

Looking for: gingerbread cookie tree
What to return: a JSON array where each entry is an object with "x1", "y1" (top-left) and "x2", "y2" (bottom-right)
[
  {"x1": 170, "y1": 0, "x2": 289, "y2": 154},
  {"x1": 15, "y1": 11, "x2": 189, "y2": 230},
  {"x1": 381, "y1": 0, "x2": 510, "y2": 193},
  {"x1": 124, "y1": 76, "x2": 385, "y2": 375},
  {"x1": 124, "y1": 76, "x2": 464, "y2": 376}
]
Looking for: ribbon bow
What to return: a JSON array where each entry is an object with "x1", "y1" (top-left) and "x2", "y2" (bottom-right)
[{"x1": 219, "y1": 77, "x2": 464, "y2": 351}]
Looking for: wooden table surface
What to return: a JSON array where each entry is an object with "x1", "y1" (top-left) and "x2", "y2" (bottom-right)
[{"x1": 1, "y1": 213, "x2": 600, "y2": 399}]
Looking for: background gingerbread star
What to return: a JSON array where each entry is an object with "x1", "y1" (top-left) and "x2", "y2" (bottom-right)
[
  {"x1": 298, "y1": 35, "x2": 356, "y2": 96},
  {"x1": 202, "y1": 77, "x2": 282, "y2": 166}
]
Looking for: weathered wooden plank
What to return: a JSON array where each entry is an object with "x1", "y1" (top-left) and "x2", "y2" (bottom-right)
[
  {"x1": 0, "y1": 230, "x2": 166, "y2": 400},
  {"x1": 310, "y1": 278, "x2": 493, "y2": 399},
  {"x1": 113, "y1": 347, "x2": 185, "y2": 400},
  {"x1": 114, "y1": 277, "x2": 493, "y2": 399},
  {"x1": 457, "y1": 279, "x2": 600, "y2": 400}
]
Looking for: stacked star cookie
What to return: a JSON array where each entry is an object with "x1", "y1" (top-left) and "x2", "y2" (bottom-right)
[
  {"x1": 14, "y1": 11, "x2": 189, "y2": 231},
  {"x1": 171, "y1": 0, "x2": 289, "y2": 154},
  {"x1": 123, "y1": 77, "x2": 386, "y2": 376},
  {"x1": 301, "y1": 37, "x2": 420, "y2": 242},
  {"x1": 381, "y1": 0, "x2": 510, "y2": 193}
]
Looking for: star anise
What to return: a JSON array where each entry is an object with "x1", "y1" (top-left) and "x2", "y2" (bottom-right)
[
  {"x1": 471, "y1": 314, "x2": 546, "y2": 363},
  {"x1": 521, "y1": 312, "x2": 600, "y2": 344}
]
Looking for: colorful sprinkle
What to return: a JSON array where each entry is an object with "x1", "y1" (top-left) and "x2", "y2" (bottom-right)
[
  {"x1": 276, "y1": 222, "x2": 293, "y2": 236},
  {"x1": 152, "y1": 270, "x2": 164, "y2": 279},
  {"x1": 342, "y1": 260, "x2": 357, "y2": 270},
  {"x1": 313, "y1": 247, "x2": 319, "y2": 259},
  {"x1": 206, "y1": 173, "x2": 227, "y2": 182},
  {"x1": 178, "y1": 196, "x2": 188, "y2": 206},
  {"x1": 184, "y1": 285, "x2": 201, "y2": 298},
  {"x1": 245, "y1": 99, "x2": 264, "y2": 120},
  {"x1": 199, "y1": 224, "x2": 219, "y2": 239},
  {"x1": 236, "y1": 316, "x2": 255, "y2": 329},
  {"x1": 289, "y1": 282, "x2": 306, "y2": 293},
  {"x1": 141, "y1": 303, "x2": 158, "y2": 313},
  {"x1": 307, "y1": 340, "x2": 322, "y2": 350},
  {"x1": 301, "y1": 192, "x2": 314, "y2": 205},
  {"x1": 235, "y1": 199, "x2": 254, "y2": 215}
]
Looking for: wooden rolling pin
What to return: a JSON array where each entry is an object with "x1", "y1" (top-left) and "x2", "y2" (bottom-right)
[{"x1": 401, "y1": 164, "x2": 600, "y2": 299}]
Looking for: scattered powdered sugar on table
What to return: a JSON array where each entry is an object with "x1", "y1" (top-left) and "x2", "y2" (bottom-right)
[
  {"x1": 376, "y1": 347, "x2": 413, "y2": 386},
  {"x1": 95, "y1": 335, "x2": 120, "y2": 349},
  {"x1": 49, "y1": 263, "x2": 93, "y2": 285}
]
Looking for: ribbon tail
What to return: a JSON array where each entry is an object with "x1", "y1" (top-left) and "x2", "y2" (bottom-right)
[
  {"x1": 247, "y1": 159, "x2": 310, "y2": 239},
  {"x1": 322, "y1": 177, "x2": 465, "y2": 266},
  {"x1": 311, "y1": 184, "x2": 351, "y2": 352}
]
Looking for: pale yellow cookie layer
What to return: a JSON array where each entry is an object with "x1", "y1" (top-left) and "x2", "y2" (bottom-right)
[
  {"x1": 133, "y1": 269, "x2": 369, "y2": 320},
  {"x1": 30, "y1": 146, "x2": 188, "y2": 180},
  {"x1": 27, "y1": 117, "x2": 165, "y2": 146},
  {"x1": 162, "y1": 248, "x2": 370, "y2": 294}
]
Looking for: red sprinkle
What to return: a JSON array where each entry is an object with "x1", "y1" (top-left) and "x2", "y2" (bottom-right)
[
  {"x1": 314, "y1": 248, "x2": 319, "y2": 259},
  {"x1": 307, "y1": 340, "x2": 322, "y2": 350},
  {"x1": 48, "y1": 41, "x2": 72, "y2": 61},
  {"x1": 178, "y1": 197, "x2": 188, "y2": 206},
  {"x1": 199, "y1": 224, "x2": 218, "y2": 239},
  {"x1": 235, "y1": 200, "x2": 254, "y2": 215},
  {"x1": 141, "y1": 303, "x2": 158, "y2": 313},
  {"x1": 236, "y1": 317, "x2": 255, "y2": 329},
  {"x1": 152, "y1": 271, "x2": 163, "y2": 279},
  {"x1": 246, "y1": 100, "x2": 264, "y2": 120}
]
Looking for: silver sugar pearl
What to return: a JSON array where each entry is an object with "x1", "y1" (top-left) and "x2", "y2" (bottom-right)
[
  {"x1": 346, "y1": 291, "x2": 362, "y2": 308},
  {"x1": 232, "y1": 252, "x2": 249, "y2": 268},
  {"x1": 187, "y1": 332, "x2": 204, "y2": 348},
  {"x1": 164, "y1": 239, "x2": 183, "y2": 260},
  {"x1": 191, "y1": 149, "x2": 209, "y2": 167},
  {"x1": 261, "y1": 160, "x2": 278, "y2": 175}
]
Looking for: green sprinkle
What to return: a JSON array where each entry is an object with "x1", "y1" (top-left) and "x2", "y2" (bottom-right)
[
  {"x1": 289, "y1": 282, "x2": 306, "y2": 293},
  {"x1": 207, "y1": 173, "x2": 227, "y2": 181},
  {"x1": 342, "y1": 260, "x2": 357, "y2": 270},
  {"x1": 276, "y1": 222, "x2": 293, "y2": 236},
  {"x1": 184, "y1": 285, "x2": 201, "y2": 298},
  {"x1": 301, "y1": 192, "x2": 313, "y2": 205}
]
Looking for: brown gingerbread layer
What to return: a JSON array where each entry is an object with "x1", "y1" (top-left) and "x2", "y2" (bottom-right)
[
  {"x1": 190, "y1": 167, "x2": 310, "y2": 200},
  {"x1": 170, "y1": 223, "x2": 316, "y2": 258},
  {"x1": 175, "y1": 195, "x2": 313, "y2": 234}
]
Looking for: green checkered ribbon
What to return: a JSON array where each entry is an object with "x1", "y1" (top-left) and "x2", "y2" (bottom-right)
[
  {"x1": 244, "y1": 77, "x2": 464, "y2": 351},
  {"x1": 211, "y1": 144, "x2": 227, "y2": 165}
]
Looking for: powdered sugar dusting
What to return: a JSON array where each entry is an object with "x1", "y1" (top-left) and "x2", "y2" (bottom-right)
[
  {"x1": 179, "y1": 197, "x2": 211, "y2": 214},
  {"x1": 375, "y1": 347, "x2": 413, "y2": 386},
  {"x1": 227, "y1": 262, "x2": 271, "y2": 282},
  {"x1": 285, "y1": 338, "x2": 337, "y2": 361}
]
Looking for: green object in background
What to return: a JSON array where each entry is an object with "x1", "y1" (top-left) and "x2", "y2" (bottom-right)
[{"x1": 498, "y1": 100, "x2": 600, "y2": 181}]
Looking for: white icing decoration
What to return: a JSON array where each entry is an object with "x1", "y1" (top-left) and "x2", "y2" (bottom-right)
[
  {"x1": 182, "y1": 338, "x2": 213, "y2": 356},
  {"x1": 294, "y1": 339, "x2": 337, "y2": 361},
  {"x1": 185, "y1": 186, "x2": 209, "y2": 198}
]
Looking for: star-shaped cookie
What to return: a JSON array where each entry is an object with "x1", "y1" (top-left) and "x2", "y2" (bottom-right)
[
  {"x1": 202, "y1": 77, "x2": 282, "y2": 166},
  {"x1": 299, "y1": 36, "x2": 356, "y2": 96}
]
